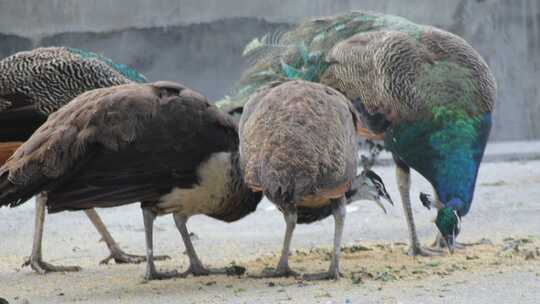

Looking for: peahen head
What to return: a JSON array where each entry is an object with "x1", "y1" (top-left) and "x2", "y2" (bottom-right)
[
  {"x1": 346, "y1": 169, "x2": 394, "y2": 213},
  {"x1": 435, "y1": 205, "x2": 461, "y2": 254}
]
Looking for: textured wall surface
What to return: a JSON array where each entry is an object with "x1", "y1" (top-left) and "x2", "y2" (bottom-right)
[{"x1": 0, "y1": 0, "x2": 539, "y2": 140}]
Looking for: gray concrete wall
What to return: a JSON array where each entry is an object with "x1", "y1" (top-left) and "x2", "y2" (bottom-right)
[{"x1": 0, "y1": 0, "x2": 539, "y2": 141}]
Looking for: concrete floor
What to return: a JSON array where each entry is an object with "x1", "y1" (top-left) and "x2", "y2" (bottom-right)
[{"x1": 0, "y1": 142, "x2": 539, "y2": 303}]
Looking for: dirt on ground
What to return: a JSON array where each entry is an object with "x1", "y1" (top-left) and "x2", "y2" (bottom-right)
[
  {"x1": 1, "y1": 159, "x2": 539, "y2": 303},
  {"x1": 1, "y1": 237, "x2": 539, "y2": 304},
  {"x1": 246, "y1": 237, "x2": 540, "y2": 284}
]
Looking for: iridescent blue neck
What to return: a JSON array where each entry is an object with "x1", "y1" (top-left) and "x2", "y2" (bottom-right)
[
  {"x1": 436, "y1": 113, "x2": 491, "y2": 215},
  {"x1": 385, "y1": 113, "x2": 492, "y2": 216}
]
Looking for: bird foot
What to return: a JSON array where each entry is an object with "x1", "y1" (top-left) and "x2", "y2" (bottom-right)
[
  {"x1": 100, "y1": 249, "x2": 170, "y2": 265},
  {"x1": 22, "y1": 257, "x2": 82, "y2": 274},
  {"x1": 430, "y1": 239, "x2": 469, "y2": 251},
  {"x1": 179, "y1": 264, "x2": 212, "y2": 277},
  {"x1": 302, "y1": 269, "x2": 342, "y2": 281},
  {"x1": 144, "y1": 269, "x2": 182, "y2": 281},
  {"x1": 249, "y1": 266, "x2": 300, "y2": 279},
  {"x1": 453, "y1": 242, "x2": 477, "y2": 249},
  {"x1": 407, "y1": 245, "x2": 443, "y2": 257},
  {"x1": 179, "y1": 264, "x2": 245, "y2": 277},
  {"x1": 431, "y1": 234, "x2": 471, "y2": 252}
]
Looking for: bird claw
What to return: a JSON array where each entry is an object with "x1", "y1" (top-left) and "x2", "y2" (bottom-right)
[
  {"x1": 144, "y1": 269, "x2": 182, "y2": 281},
  {"x1": 22, "y1": 257, "x2": 82, "y2": 274},
  {"x1": 431, "y1": 235, "x2": 469, "y2": 251},
  {"x1": 100, "y1": 250, "x2": 170, "y2": 265},
  {"x1": 178, "y1": 264, "x2": 211, "y2": 277},
  {"x1": 407, "y1": 245, "x2": 443, "y2": 257},
  {"x1": 302, "y1": 270, "x2": 342, "y2": 281},
  {"x1": 249, "y1": 266, "x2": 300, "y2": 279}
]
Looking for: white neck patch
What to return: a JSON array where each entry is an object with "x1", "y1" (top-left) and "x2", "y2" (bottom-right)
[{"x1": 155, "y1": 152, "x2": 232, "y2": 216}]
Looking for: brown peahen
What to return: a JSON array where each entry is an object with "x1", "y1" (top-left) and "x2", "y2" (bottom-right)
[
  {"x1": 239, "y1": 80, "x2": 362, "y2": 280},
  {"x1": 0, "y1": 47, "x2": 163, "y2": 273}
]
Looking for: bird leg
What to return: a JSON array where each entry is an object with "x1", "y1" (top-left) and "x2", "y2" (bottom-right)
[
  {"x1": 142, "y1": 207, "x2": 181, "y2": 280},
  {"x1": 251, "y1": 204, "x2": 299, "y2": 278},
  {"x1": 22, "y1": 193, "x2": 82, "y2": 274},
  {"x1": 173, "y1": 214, "x2": 230, "y2": 277},
  {"x1": 395, "y1": 164, "x2": 441, "y2": 256},
  {"x1": 85, "y1": 209, "x2": 170, "y2": 265},
  {"x1": 303, "y1": 197, "x2": 346, "y2": 281}
]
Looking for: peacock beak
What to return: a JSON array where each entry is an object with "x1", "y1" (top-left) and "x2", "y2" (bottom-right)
[{"x1": 443, "y1": 233, "x2": 456, "y2": 254}]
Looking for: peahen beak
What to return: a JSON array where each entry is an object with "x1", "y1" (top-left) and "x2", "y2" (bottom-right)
[
  {"x1": 371, "y1": 186, "x2": 394, "y2": 214},
  {"x1": 372, "y1": 196, "x2": 388, "y2": 214},
  {"x1": 380, "y1": 186, "x2": 394, "y2": 206},
  {"x1": 365, "y1": 169, "x2": 394, "y2": 213}
]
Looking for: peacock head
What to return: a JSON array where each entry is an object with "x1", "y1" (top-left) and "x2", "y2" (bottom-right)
[{"x1": 435, "y1": 204, "x2": 461, "y2": 254}]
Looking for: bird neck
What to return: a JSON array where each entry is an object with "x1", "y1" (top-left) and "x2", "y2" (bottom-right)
[
  {"x1": 67, "y1": 47, "x2": 147, "y2": 83},
  {"x1": 385, "y1": 112, "x2": 492, "y2": 216},
  {"x1": 207, "y1": 151, "x2": 263, "y2": 223}
]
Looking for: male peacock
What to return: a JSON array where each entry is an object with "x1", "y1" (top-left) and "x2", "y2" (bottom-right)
[
  {"x1": 220, "y1": 11, "x2": 496, "y2": 255},
  {"x1": 0, "y1": 47, "x2": 165, "y2": 273}
]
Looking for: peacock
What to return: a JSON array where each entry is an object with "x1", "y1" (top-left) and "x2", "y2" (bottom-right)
[
  {"x1": 219, "y1": 11, "x2": 496, "y2": 255},
  {"x1": 0, "y1": 47, "x2": 168, "y2": 273}
]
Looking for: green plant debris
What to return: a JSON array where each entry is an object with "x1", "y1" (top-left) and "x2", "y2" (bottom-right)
[
  {"x1": 341, "y1": 244, "x2": 372, "y2": 253},
  {"x1": 426, "y1": 261, "x2": 441, "y2": 267}
]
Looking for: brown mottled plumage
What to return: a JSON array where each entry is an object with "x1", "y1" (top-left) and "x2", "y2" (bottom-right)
[
  {"x1": 0, "y1": 47, "x2": 149, "y2": 273},
  {"x1": 239, "y1": 80, "x2": 358, "y2": 280},
  {"x1": 0, "y1": 82, "x2": 263, "y2": 280},
  {"x1": 241, "y1": 81, "x2": 358, "y2": 203},
  {"x1": 321, "y1": 28, "x2": 495, "y2": 121}
]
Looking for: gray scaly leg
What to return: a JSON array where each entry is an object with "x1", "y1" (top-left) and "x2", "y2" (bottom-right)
[
  {"x1": 395, "y1": 163, "x2": 440, "y2": 256},
  {"x1": 252, "y1": 204, "x2": 299, "y2": 278},
  {"x1": 22, "y1": 193, "x2": 81, "y2": 274},
  {"x1": 303, "y1": 197, "x2": 346, "y2": 281},
  {"x1": 173, "y1": 214, "x2": 231, "y2": 277},
  {"x1": 142, "y1": 207, "x2": 180, "y2": 280},
  {"x1": 85, "y1": 209, "x2": 170, "y2": 265}
]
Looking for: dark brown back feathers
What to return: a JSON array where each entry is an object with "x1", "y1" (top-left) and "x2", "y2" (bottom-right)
[{"x1": 0, "y1": 81, "x2": 238, "y2": 210}]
